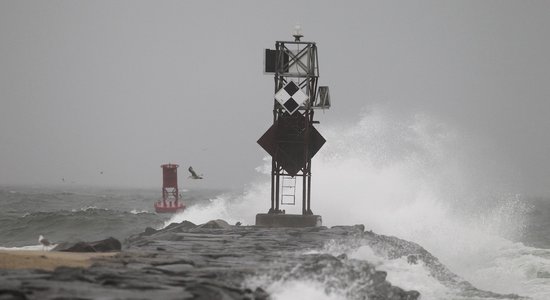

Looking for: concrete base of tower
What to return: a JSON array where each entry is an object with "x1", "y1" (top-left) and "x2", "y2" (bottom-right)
[{"x1": 255, "y1": 213, "x2": 322, "y2": 227}]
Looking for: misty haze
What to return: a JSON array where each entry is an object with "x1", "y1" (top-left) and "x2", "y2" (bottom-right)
[{"x1": 1, "y1": 1, "x2": 550, "y2": 300}]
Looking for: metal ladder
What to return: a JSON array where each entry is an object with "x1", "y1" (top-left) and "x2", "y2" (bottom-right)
[{"x1": 280, "y1": 176, "x2": 296, "y2": 205}]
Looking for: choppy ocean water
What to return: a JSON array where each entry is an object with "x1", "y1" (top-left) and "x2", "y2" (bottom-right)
[
  {"x1": 1, "y1": 185, "x2": 549, "y2": 299},
  {"x1": 0, "y1": 186, "x2": 225, "y2": 248},
  {"x1": 2, "y1": 110, "x2": 550, "y2": 299}
]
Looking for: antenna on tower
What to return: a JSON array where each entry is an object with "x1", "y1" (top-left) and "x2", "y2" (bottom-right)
[{"x1": 292, "y1": 24, "x2": 303, "y2": 41}]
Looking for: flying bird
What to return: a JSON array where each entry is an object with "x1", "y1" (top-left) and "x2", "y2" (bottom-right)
[
  {"x1": 188, "y1": 166, "x2": 203, "y2": 179},
  {"x1": 38, "y1": 235, "x2": 51, "y2": 251}
]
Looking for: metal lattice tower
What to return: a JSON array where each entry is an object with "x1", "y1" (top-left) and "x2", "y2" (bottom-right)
[{"x1": 258, "y1": 27, "x2": 331, "y2": 217}]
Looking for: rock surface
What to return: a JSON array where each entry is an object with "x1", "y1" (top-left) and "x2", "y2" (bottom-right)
[
  {"x1": 53, "y1": 237, "x2": 122, "y2": 252},
  {"x1": 0, "y1": 221, "x2": 526, "y2": 300}
]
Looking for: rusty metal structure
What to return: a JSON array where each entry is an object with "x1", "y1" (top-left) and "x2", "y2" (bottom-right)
[
  {"x1": 258, "y1": 27, "x2": 331, "y2": 217},
  {"x1": 155, "y1": 163, "x2": 185, "y2": 213},
  {"x1": 161, "y1": 163, "x2": 179, "y2": 203}
]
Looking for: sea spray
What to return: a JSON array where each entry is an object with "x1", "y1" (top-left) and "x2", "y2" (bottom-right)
[
  {"x1": 163, "y1": 186, "x2": 268, "y2": 227},
  {"x1": 307, "y1": 109, "x2": 544, "y2": 296},
  {"x1": 312, "y1": 242, "x2": 454, "y2": 299},
  {"x1": 165, "y1": 107, "x2": 550, "y2": 298}
]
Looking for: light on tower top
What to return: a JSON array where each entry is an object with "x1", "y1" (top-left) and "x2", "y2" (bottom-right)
[{"x1": 293, "y1": 24, "x2": 303, "y2": 41}]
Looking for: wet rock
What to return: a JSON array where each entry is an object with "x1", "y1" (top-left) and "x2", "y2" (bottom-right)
[
  {"x1": 164, "y1": 220, "x2": 197, "y2": 232},
  {"x1": 0, "y1": 289, "x2": 27, "y2": 300},
  {"x1": 153, "y1": 263, "x2": 194, "y2": 274},
  {"x1": 337, "y1": 253, "x2": 348, "y2": 260},
  {"x1": 196, "y1": 219, "x2": 231, "y2": 229},
  {"x1": 49, "y1": 267, "x2": 94, "y2": 282},
  {"x1": 253, "y1": 287, "x2": 269, "y2": 300},
  {"x1": 143, "y1": 227, "x2": 157, "y2": 236},
  {"x1": 87, "y1": 237, "x2": 121, "y2": 252},
  {"x1": 54, "y1": 237, "x2": 121, "y2": 252},
  {"x1": 53, "y1": 241, "x2": 95, "y2": 252},
  {"x1": 163, "y1": 222, "x2": 181, "y2": 231}
]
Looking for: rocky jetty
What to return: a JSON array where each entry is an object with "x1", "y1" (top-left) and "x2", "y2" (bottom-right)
[{"x1": 0, "y1": 220, "x2": 525, "y2": 300}]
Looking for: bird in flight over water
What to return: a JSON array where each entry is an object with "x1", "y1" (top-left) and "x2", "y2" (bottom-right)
[{"x1": 188, "y1": 166, "x2": 204, "y2": 179}]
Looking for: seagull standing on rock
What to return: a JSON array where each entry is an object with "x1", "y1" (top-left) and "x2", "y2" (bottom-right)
[{"x1": 38, "y1": 235, "x2": 51, "y2": 251}]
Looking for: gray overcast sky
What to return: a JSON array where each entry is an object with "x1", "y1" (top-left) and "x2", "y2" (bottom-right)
[{"x1": 1, "y1": 1, "x2": 549, "y2": 195}]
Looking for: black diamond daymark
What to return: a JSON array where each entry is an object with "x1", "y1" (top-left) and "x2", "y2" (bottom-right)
[
  {"x1": 284, "y1": 81, "x2": 299, "y2": 95},
  {"x1": 257, "y1": 114, "x2": 326, "y2": 176},
  {"x1": 283, "y1": 98, "x2": 299, "y2": 113},
  {"x1": 275, "y1": 81, "x2": 309, "y2": 115}
]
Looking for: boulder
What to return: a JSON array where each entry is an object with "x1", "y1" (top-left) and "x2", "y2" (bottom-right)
[
  {"x1": 55, "y1": 237, "x2": 121, "y2": 252},
  {"x1": 89, "y1": 237, "x2": 121, "y2": 252},
  {"x1": 196, "y1": 219, "x2": 230, "y2": 229},
  {"x1": 55, "y1": 241, "x2": 96, "y2": 252},
  {"x1": 165, "y1": 220, "x2": 197, "y2": 232},
  {"x1": 143, "y1": 227, "x2": 157, "y2": 236}
]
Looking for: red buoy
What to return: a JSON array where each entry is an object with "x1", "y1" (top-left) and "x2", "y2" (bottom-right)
[{"x1": 154, "y1": 163, "x2": 186, "y2": 213}]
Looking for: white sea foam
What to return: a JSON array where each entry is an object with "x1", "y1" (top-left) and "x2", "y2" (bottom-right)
[
  {"x1": 346, "y1": 244, "x2": 453, "y2": 299},
  {"x1": 0, "y1": 244, "x2": 54, "y2": 251},
  {"x1": 169, "y1": 107, "x2": 550, "y2": 299},
  {"x1": 266, "y1": 280, "x2": 346, "y2": 300},
  {"x1": 460, "y1": 241, "x2": 550, "y2": 299},
  {"x1": 71, "y1": 205, "x2": 99, "y2": 212},
  {"x1": 245, "y1": 275, "x2": 346, "y2": 300}
]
